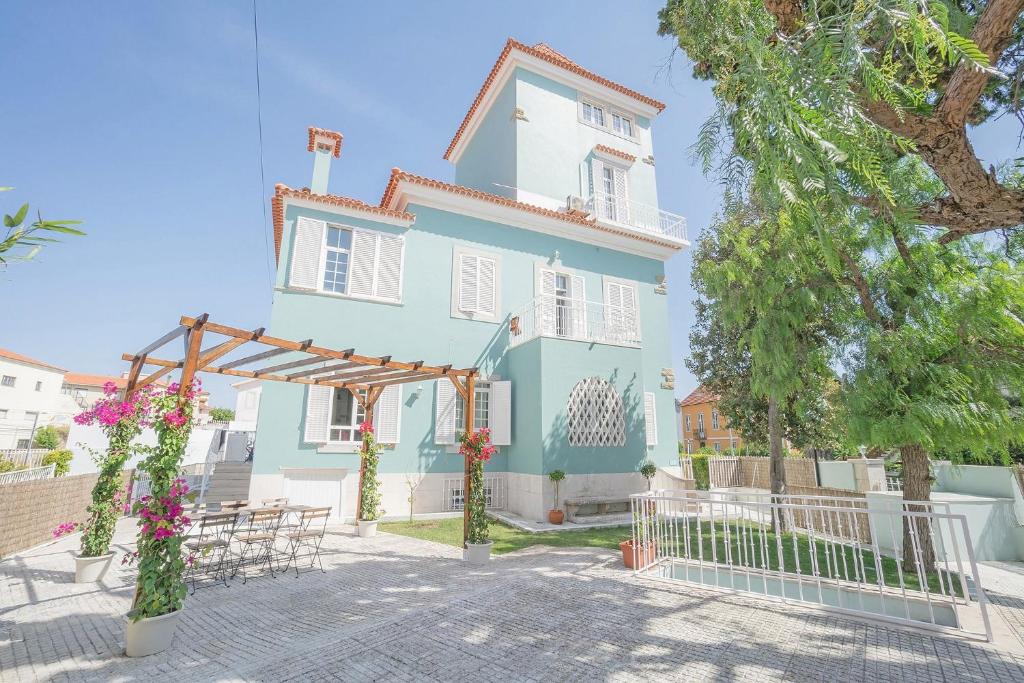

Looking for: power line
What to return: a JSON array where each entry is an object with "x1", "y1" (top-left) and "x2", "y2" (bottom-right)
[{"x1": 252, "y1": 0, "x2": 274, "y2": 296}]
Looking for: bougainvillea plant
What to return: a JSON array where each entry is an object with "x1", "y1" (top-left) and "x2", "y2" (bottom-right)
[
  {"x1": 458, "y1": 427, "x2": 496, "y2": 545},
  {"x1": 128, "y1": 379, "x2": 200, "y2": 621},
  {"x1": 73, "y1": 381, "x2": 151, "y2": 558},
  {"x1": 357, "y1": 420, "x2": 384, "y2": 522}
]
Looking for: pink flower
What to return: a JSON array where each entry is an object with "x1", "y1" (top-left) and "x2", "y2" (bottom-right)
[
  {"x1": 163, "y1": 409, "x2": 186, "y2": 427},
  {"x1": 102, "y1": 381, "x2": 118, "y2": 396},
  {"x1": 358, "y1": 420, "x2": 374, "y2": 434}
]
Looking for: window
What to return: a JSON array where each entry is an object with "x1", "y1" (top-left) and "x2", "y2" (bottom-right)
[
  {"x1": 322, "y1": 225, "x2": 352, "y2": 294},
  {"x1": 328, "y1": 388, "x2": 366, "y2": 443},
  {"x1": 591, "y1": 159, "x2": 629, "y2": 223},
  {"x1": 1, "y1": 376, "x2": 15, "y2": 387},
  {"x1": 16, "y1": 439, "x2": 29, "y2": 449},
  {"x1": 697, "y1": 413, "x2": 705, "y2": 434},
  {"x1": 567, "y1": 377, "x2": 625, "y2": 447},
  {"x1": 612, "y1": 112, "x2": 634, "y2": 137},
  {"x1": 712, "y1": 409, "x2": 719, "y2": 430},
  {"x1": 603, "y1": 278, "x2": 639, "y2": 344},
  {"x1": 581, "y1": 100, "x2": 605, "y2": 126},
  {"x1": 538, "y1": 267, "x2": 586, "y2": 340},
  {"x1": 456, "y1": 252, "x2": 497, "y2": 318},
  {"x1": 714, "y1": 442, "x2": 721, "y2": 452},
  {"x1": 0, "y1": 409, "x2": 7, "y2": 418},
  {"x1": 455, "y1": 383, "x2": 491, "y2": 430},
  {"x1": 35, "y1": 381, "x2": 42, "y2": 392},
  {"x1": 25, "y1": 411, "x2": 38, "y2": 419},
  {"x1": 685, "y1": 414, "x2": 691, "y2": 432}
]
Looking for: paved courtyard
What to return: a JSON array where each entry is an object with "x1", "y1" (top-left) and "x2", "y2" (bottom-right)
[{"x1": 3, "y1": 519, "x2": 1024, "y2": 681}]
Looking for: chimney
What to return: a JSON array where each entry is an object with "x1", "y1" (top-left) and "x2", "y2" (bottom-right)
[{"x1": 307, "y1": 127, "x2": 343, "y2": 194}]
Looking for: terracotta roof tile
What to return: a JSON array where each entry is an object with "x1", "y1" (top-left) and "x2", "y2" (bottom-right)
[
  {"x1": 307, "y1": 127, "x2": 343, "y2": 158},
  {"x1": 272, "y1": 184, "x2": 415, "y2": 264},
  {"x1": 594, "y1": 144, "x2": 636, "y2": 163},
  {"x1": 0, "y1": 348, "x2": 65, "y2": 373},
  {"x1": 380, "y1": 169, "x2": 682, "y2": 249},
  {"x1": 63, "y1": 373, "x2": 127, "y2": 389},
  {"x1": 679, "y1": 386, "x2": 720, "y2": 407},
  {"x1": 445, "y1": 39, "x2": 666, "y2": 160}
]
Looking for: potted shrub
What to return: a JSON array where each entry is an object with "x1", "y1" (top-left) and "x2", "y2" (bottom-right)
[
  {"x1": 459, "y1": 427, "x2": 496, "y2": 564},
  {"x1": 357, "y1": 420, "x2": 383, "y2": 538},
  {"x1": 620, "y1": 508, "x2": 657, "y2": 570},
  {"x1": 122, "y1": 380, "x2": 199, "y2": 657},
  {"x1": 547, "y1": 470, "x2": 566, "y2": 524},
  {"x1": 69, "y1": 382, "x2": 150, "y2": 583},
  {"x1": 639, "y1": 460, "x2": 658, "y2": 490}
]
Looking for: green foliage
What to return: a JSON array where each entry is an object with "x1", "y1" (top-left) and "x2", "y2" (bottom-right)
[
  {"x1": 358, "y1": 429, "x2": 383, "y2": 522},
  {"x1": 33, "y1": 425, "x2": 66, "y2": 450},
  {"x1": 1, "y1": 188, "x2": 84, "y2": 264},
  {"x1": 639, "y1": 461, "x2": 658, "y2": 481},
  {"x1": 41, "y1": 448, "x2": 72, "y2": 476},
  {"x1": 548, "y1": 469, "x2": 566, "y2": 482},
  {"x1": 467, "y1": 457, "x2": 489, "y2": 544},
  {"x1": 687, "y1": 450, "x2": 711, "y2": 490},
  {"x1": 0, "y1": 458, "x2": 26, "y2": 474},
  {"x1": 209, "y1": 407, "x2": 234, "y2": 422}
]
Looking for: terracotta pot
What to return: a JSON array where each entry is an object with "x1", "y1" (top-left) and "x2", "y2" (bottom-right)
[
  {"x1": 74, "y1": 552, "x2": 114, "y2": 583},
  {"x1": 547, "y1": 509, "x2": 565, "y2": 525},
  {"x1": 465, "y1": 541, "x2": 493, "y2": 565},
  {"x1": 125, "y1": 610, "x2": 181, "y2": 658},
  {"x1": 619, "y1": 540, "x2": 657, "y2": 570},
  {"x1": 357, "y1": 520, "x2": 379, "y2": 538}
]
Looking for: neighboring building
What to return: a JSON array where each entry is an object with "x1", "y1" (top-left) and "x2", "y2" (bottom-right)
[
  {"x1": 253, "y1": 39, "x2": 688, "y2": 522},
  {"x1": 0, "y1": 349, "x2": 80, "y2": 449},
  {"x1": 678, "y1": 386, "x2": 743, "y2": 454},
  {"x1": 229, "y1": 379, "x2": 262, "y2": 432}
]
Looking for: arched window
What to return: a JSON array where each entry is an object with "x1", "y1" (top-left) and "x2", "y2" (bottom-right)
[{"x1": 567, "y1": 377, "x2": 626, "y2": 447}]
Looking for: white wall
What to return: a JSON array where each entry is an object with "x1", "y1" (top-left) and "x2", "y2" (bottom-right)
[
  {"x1": 66, "y1": 422, "x2": 217, "y2": 475},
  {"x1": 230, "y1": 380, "x2": 261, "y2": 432},
  {"x1": 0, "y1": 358, "x2": 79, "y2": 449}
]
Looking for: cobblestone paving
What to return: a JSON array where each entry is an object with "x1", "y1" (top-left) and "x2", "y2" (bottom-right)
[{"x1": 3, "y1": 519, "x2": 1024, "y2": 681}]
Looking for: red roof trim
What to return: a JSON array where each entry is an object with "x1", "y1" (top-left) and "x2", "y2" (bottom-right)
[
  {"x1": 679, "y1": 386, "x2": 720, "y2": 407},
  {"x1": 594, "y1": 144, "x2": 636, "y2": 163},
  {"x1": 307, "y1": 127, "x2": 343, "y2": 158},
  {"x1": 444, "y1": 39, "x2": 666, "y2": 160},
  {"x1": 0, "y1": 348, "x2": 66, "y2": 373}
]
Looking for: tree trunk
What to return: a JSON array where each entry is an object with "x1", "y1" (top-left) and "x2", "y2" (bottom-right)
[
  {"x1": 768, "y1": 395, "x2": 787, "y2": 532},
  {"x1": 900, "y1": 444, "x2": 935, "y2": 573}
]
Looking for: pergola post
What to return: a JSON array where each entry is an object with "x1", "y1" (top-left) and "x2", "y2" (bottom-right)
[
  {"x1": 177, "y1": 315, "x2": 208, "y2": 400},
  {"x1": 463, "y1": 374, "x2": 475, "y2": 549},
  {"x1": 354, "y1": 386, "x2": 382, "y2": 522}
]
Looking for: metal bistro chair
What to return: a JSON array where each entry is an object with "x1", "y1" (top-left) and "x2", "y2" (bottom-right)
[
  {"x1": 231, "y1": 508, "x2": 283, "y2": 584},
  {"x1": 220, "y1": 499, "x2": 250, "y2": 510},
  {"x1": 183, "y1": 511, "x2": 238, "y2": 594},
  {"x1": 261, "y1": 497, "x2": 289, "y2": 507},
  {"x1": 280, "y1": 507, "x2": 332, "y2": 577}
]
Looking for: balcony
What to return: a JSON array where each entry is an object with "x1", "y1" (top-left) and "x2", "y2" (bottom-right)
[
  {"x1": 584, "y1": 191, "x2": 688, "y2": 243},
  {"x1": 509, "y1": 295, "x2": 641, "y2": 348}
]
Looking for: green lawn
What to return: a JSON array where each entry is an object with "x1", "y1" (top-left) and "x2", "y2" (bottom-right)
[
  {"x1": 379, "y1": 517, "x2": 630, "y2": 555},
  {"x1": 379, "y1": 516, "x2": 961, "y2": 596}
]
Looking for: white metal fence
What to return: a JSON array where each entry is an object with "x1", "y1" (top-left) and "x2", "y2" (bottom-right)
[
  {"x1": 678, "y1": 457, "x2": 694, "y2": 481},
  {"x1": 708, "y1": 456, "x2": 741, "y2": 488},
  {"x1": 585, "y1": 191, "x2": 688, "y2": 243},
  {"x1": 0, "y1": 463, "x2": 55, "y2": 486},
  {"x1": 629, "y1": 489, "x2": 992, "y2": 641},
  {"x1": 0, "y1": 448, "x2": 49, "y2": 469},
  {"x1": 509, "y1": 296, "x2": 642, "y2": 348},
  {"x1": 443, "y1": 476, "x2": 506, "y2": 512}
]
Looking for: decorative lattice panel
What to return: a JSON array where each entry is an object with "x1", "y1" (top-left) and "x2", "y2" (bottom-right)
[{"x1": 567, "y1": 377, "x2": 626, "y2": 447}]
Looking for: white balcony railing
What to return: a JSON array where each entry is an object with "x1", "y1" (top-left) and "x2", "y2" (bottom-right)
[
  {"x1": 0, "y1": 464, "x2": 55, "y2": 486},
  {"x1": 509, "y1": 295, "x2": 641, "y2": 348},
  {"x1": 585, "y1": 191, "x2": 688, "y2": 243}
]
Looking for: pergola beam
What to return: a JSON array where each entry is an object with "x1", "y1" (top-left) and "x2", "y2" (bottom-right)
[
  {"x1": 286, "y1": 361, "x2": 362, "y2": 380},
  {"x1": 252, "y1": 355, "x2": 332, "y2": 376},
  {"x1": 320, "y1": 367, "x2": 409, "y2": 385},
  {"x1": 218, "y1": 339, "x2": 302, "y2": 370},
  {"x1": 358, "y1": 371, "x2": 439, "y2": 388}
]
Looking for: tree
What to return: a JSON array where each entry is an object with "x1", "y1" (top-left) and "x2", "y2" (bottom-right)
[
  {"x1": 1, "y1": 189, "x2": 84, "y2": 265},
  {"x1": 660, "y1": 0, "x2": 1024, "y2": 570},
  {"x1": 209, "y1": 407, "x2": 234, "y2": 422}
]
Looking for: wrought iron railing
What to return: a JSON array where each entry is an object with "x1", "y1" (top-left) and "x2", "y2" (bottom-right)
[
  {"x1": 629, "y1": 489, "x2": 992, "y2": 640},
  {"x1": 443, "y1": 475, "x2": 506, "y2": 511},
  {"x1": 509, "y1": 295, "x2": 641, "y2": 348},
  {"x1": 585, "y1": 191, "x2": 688, "y2": 243}
]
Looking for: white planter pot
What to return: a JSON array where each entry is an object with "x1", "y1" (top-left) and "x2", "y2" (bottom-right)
[
  {"x1": 465, "y1": 541, "x2": 493, "y2": 565},
  {"x1": 357, "y1": 520, "x2": 379, "y2": 538},
  {"x1": 74, "y1": 553, "x2": 114, "y2": 583},
  {"x1": 125, "y1": 610, "x2": 181, "y2": 658}
]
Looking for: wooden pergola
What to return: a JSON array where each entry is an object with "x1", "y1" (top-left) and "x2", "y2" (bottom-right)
[{"x1": 122, "y1": 314, "x2": 480, "y2": 547}]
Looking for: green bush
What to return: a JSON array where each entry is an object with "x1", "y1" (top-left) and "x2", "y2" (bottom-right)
[
  {"x1": 0, "y1": 458, "x2": 26, "y2": 474},
  {"x1": 209, "y1": 407, "x2": 234, "y2": 422},
  {"x1": 41, "y1": 449, "x2": 73, "y2": 476},
  {"x1": 691, "y1": 453, "x2": 710, "y2": 490},
  {"x1": 33, "y1": 425, "x2": 67, "y2": 450}
]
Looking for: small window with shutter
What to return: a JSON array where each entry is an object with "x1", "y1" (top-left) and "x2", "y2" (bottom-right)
[{"x1": 451, "y1": 247, "x2": 500, "y2": 323}]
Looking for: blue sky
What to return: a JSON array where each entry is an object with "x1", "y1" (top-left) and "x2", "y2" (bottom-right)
[{"x1": 1, "y1": 1, "x2": 1016, "y2": 406}]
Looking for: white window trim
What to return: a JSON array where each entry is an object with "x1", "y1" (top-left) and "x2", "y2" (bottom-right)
[
  {"x1": 601, "y1": 274, "x2": 642, "y2": 342},
  {"x1": 684, "y1": 414, "x2": 691, "y2": 432},
  {"x1": 450, "y1": 246, "x2": 502, "y2": 323},
  {"x1": 445, "y1": 377, "x2": 501, "y2": 453},
  {"x1": 294, "y1": 219, "x2": 405, "y2": 305},
  {"x1": 577, "y1": 95, "x2": 639, "y2": 143},
  {"x1": 712, "y1": 409, "x2": 720, "y2": 430},
  {"x1": 326, "y1": 388, "x2": 366, "y2": 446}
]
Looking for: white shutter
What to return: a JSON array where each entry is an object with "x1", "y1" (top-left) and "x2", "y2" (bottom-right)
[
  {"x1": 373, "y1": 385, "x2": 402, "y2": 444},
  {"x1": 490, "y1": 380, "x2": 511, "y2": 446},
  {"x1": 538, "y1": 268, "x2": 557, "y2": 335},
  {"x1": 605, "y1": 281, "x2": 638, "y2": 343},
  {"x1": 349, "y1": 230, "x2": 377, "y2": 298},
  {"x1": 289, "y1": 217, "x2": 325, "y2": 290},
  {"x1": 434, "y1": 379, "x2": 456, "y2": 445},
  {"x1": 644, "y1": 391, "x2": 658, "y2": 446},
  {"x1": 613, "y1": 167, "x2": 629, "y2": 222},
  {"x1": 621, "y1": 283, "x2": 638, "y2": 341},
  {"x1": 591, "y1": 159, "x2": 607, "y2": 220},
  {"x1": 458, "y1": 254, "x2": 478, "y2": 312},
  {"x1": 375, "y1": 233, "x2": 404, "y2": 301},
  {"x1": 570, "y1": 274, "x2": 587, "y2": 340},
  {"x1": 303, "y1": 385, "x2": 332, "y2": 443},
  {"x1": 477, "y1": 257, "x2": 496, "y2": 314}
]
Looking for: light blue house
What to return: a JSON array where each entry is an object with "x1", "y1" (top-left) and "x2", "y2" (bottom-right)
[{"x1": 250, "y1": 40, "x2": 689, "y2": 522}]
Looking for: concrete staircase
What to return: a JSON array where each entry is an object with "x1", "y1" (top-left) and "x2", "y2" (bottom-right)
[{"x1": 205, "y1": 461, "x2": 252, "y2": 504}]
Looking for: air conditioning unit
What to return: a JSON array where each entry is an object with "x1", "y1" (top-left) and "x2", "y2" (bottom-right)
[{"x1": 566, "y1": 195, "x2": 585, "y2": 212}]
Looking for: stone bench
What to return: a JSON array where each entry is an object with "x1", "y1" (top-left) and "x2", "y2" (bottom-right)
[{"x1": 563, "y1": 495, "x2": 632, "y2": 522}]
